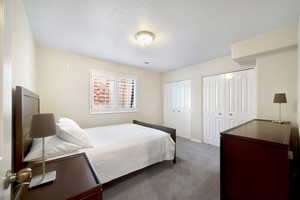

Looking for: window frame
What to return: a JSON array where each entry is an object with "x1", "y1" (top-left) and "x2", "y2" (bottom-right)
[{"x1": 89, "y1": 69, "x2": 138, "y2": 114}]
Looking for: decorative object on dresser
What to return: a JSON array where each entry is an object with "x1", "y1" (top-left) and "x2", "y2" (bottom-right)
[
  {"x1": 29, "y1": 113, "x2": 57, "y2": 188},
  {"x1": 21, "y1": 153, "x2": 102, "y2": 200},
  {"x1": 220, "y1": 119, "x2": 294, "y2": 200},
  {"x1": 273, "y1": 93, "x2": 287, "y2": 123}
]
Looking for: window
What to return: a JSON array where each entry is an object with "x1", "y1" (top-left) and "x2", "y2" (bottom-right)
[{"x1": 90, "y1": 70, "x2": 137, "y2": 113}]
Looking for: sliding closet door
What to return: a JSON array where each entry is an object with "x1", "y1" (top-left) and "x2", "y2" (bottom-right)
[
  {"x1": 164, "y1": 80, "x2": 191, "y2": 139},
  {"x1": 203, "y1": 69, "x2": 256, "y2": 146}
]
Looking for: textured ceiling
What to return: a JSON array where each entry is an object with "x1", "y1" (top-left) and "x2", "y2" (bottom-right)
[{"x1": 24, "y1": 0, "x2": 300, "y2": 71}]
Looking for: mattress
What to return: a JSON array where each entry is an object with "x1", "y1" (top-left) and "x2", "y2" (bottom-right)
[{"x1": 82, "y1": 123, "x2": 175, "y2": 183}]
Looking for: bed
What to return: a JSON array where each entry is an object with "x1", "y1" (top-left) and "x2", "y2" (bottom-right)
[{"x1": 13, "y1": 86, "x2": 176, "y2": 186}]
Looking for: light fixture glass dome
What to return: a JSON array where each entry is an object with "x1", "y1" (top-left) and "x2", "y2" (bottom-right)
[{"x1": 135, "y1": 31, "x2": 155, "y2": 47}]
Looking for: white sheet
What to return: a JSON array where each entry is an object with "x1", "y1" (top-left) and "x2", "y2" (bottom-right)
[{"x1": 82, "y1": 123, "x2": 175, "y2": 183}]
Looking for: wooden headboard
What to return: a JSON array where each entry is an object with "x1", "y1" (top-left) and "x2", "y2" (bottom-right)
[{"x1": 13, "y1": 86, "x2": 40, "y2": 172}]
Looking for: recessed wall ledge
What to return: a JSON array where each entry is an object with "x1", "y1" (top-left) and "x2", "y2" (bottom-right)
[{"x1": 231, "y1": 24, "x2": 298, "y2": 65}]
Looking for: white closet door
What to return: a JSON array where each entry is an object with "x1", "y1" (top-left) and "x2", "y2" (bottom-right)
[
  {"x1": 225, "y1": 73, "x2": 238, "y2": 129},
  {"x1": 164, "y1": 80, "x2": 191, "y2": 139},
  {"x1": 203, "y1": 69, "x2": 256, "y2": 146},
  {"x1": 203, "y1": 76, "x2": 214, "y2": 145},
  {"x1": 203, "y1": 75, "x2": 226, "y2": 146}
]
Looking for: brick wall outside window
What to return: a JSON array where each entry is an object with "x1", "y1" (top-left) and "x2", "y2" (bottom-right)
[{"x1": 90, "y1": 70, "x2": 137, "y2": 113}]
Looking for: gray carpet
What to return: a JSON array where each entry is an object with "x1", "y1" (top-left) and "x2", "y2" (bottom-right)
[{"x1": 103, "y1": 137, "x2": 220, "y2": 200}]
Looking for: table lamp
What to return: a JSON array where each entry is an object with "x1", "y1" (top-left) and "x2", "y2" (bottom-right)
[
  {"x1": 273, "y1": 93, "x2": 287, "y2": 124},
  {"x1": 29, "y1": 113, "x2": 57, "y2": 188}
]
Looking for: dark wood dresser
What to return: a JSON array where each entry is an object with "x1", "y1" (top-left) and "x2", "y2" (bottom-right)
[
  {"x1": 21, "y1": 153, "x2": 102, "y2": 200},
  {"x1": 220, "y1": 119, "x2": 293, "y2": 200}
]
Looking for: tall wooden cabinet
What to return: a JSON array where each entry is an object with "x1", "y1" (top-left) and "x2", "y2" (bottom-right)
[{"x1": 220, "y1": 119, "x2": 293, "y2": 200}]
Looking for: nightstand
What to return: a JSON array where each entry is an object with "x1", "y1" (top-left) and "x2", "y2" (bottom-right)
[{"x1": 21, "y1": 153, "x2": 102, "y2": 200}]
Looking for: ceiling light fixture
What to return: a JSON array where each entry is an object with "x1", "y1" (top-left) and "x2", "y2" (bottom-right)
[{"x1": 135, "y1": 31, "x2": 155, "y2": 47}]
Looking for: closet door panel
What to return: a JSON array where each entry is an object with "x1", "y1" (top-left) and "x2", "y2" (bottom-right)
[
  {"x1": 216, "y1": 75, "x2": 225, "y2": 117},
  {"x1": 248, "y1": 69, "x2": 257, "y2": 119},
  {"x1": 203, "y1": 77, "x2": 211, "y2": 144},
  {"x1": 204, "y1": 77, "x2": 217, "y2": 145},
  {"x1": 164, "y1": 81, "x2": 191, "y2": 139},
  {"x1": 203, "y1": 69, "x2": 256, "y2": 147},
  {"x1": 204, "y1": 76, "x2": 223, "y2": 146}
]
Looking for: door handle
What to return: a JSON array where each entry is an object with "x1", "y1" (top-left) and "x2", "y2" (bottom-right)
[
  {"x1": 5, "y1": 168, "x2": 32, "y2": 200},
  {"x1": 229, "y1": 113, "x2": 233, "y2": 116},
  {"x1": 4, "y1": 168, "x2": 32, "y2": 189},
  {"x1": 218, "y1": 113, "x2": 222, "y2": 116}
]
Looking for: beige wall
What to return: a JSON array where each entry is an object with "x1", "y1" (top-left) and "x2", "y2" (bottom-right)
[
  {"x1": 162, "y1": 57, "x2": 251, "y2": 141},
  {"x1": 36, "y1": 47, "x2": 162, "y2": 128},
  {"x1": 232, "y1": 24, "x2": 298, "y2": 65},
  {"x1": 257, "y1": 48, "x2": 298, "y2": 126},
  {"x1": 12, "y1": 0, "x2": 36, "y2": 92},
  {"x1": 163, "y1": 49, "x2": 298, "y2": 141},
  {"x1": 232, "y1": 23, "x2": 299, "y2": 127}
]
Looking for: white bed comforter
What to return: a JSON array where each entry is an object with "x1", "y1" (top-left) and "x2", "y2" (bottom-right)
[{"x1": 83, "y1": 123, "x2": 175, "y2": 183}]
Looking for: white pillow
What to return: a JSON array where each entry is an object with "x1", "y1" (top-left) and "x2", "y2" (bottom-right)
[
  {"x1": 57, "y1": 118, "x2": 80, "y2": 128},
  {"x1": 56, "y1": 118, "x2": 93, "y2": 148},
  {"x1": 24, "y1": 136, "x2": 81, "y2": 162}
]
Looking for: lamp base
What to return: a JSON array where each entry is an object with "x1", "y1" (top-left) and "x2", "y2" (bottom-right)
[{"x1": 29, "y1": 171, "x2": 56, "y2": 188}]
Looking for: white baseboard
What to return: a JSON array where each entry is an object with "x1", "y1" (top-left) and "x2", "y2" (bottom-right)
[{"x1": 189, "y1": 138, "x2": 202, "y2": 143}]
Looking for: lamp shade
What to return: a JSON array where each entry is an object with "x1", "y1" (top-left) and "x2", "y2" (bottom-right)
[
  {"x1": 30, "y1": 113, "x2": 56, "y2": 138},
  {"x1": 273, "y1": 93, "x2": 287, "y2": 103}
]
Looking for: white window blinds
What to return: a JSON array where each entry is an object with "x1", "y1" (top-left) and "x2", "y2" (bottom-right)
[{"x1": 90, "y1": 70, "x2": 137, "y2": 113}]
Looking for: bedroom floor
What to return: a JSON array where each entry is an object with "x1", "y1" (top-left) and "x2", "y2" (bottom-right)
[{"x1": 103, "y1": 137, "x2": 220, "y2": 200}]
